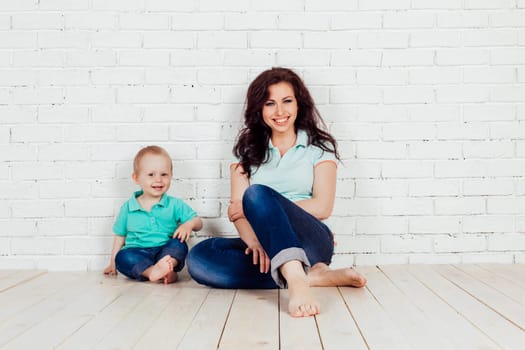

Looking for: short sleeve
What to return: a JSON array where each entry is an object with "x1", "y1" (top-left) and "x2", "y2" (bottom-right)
[
  {"x1": 112, "y1": 202, "x2": 129, "y2": 236},
  {"x1": 311, "y1": 146, "x2": 337, "y2": 167},
  {"x1": 173, "y1": 199, "x2": 198, "y2": 225}
]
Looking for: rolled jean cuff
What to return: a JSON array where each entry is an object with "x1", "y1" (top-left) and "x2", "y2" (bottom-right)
[{"x1": 270, "y1": 247, "x2": 311, "y2": 288}]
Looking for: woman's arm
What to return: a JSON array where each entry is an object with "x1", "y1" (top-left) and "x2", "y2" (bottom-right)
[
  {"x1": 228, "y1": 163, "x2": 270, "y2": 273},
  {"x1": 294, "y1": 161, "x2": 337, "y2": 220}
]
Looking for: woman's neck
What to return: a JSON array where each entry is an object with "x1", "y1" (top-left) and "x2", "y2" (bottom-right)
[{"x1": 271, "y1": 131, "x2": 297, "y2": 156}]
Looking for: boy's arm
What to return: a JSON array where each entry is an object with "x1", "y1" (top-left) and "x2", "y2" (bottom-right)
[
  {"x1": 173, "y1": 216, "x2": 203, "y2": 242},
  {"x1": 103, "y1": 235, "x2": 125, "y2": 275}
]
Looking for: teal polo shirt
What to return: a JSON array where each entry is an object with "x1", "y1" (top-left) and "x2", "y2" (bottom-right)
[
  {"x1": 247, "y1": 130, "x2": 337, "y2": 202},
  {"x1": 113, "y1": 191, "x2": 197, "y2": 249}
]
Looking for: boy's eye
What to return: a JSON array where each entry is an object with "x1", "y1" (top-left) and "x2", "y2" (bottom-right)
[
  {"x1": 161, "y1": 173, "x2": 168, "y2": 176},
  {"x1": 148, "y1": 173, "x2": 154, "y2": 176}
]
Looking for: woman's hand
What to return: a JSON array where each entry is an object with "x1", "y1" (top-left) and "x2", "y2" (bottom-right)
[
  {"x1": 245, "y1": 243, "x2": 270, "y2": 273},
  {"x1": 228, "y1": 199, "x2": 245, "y2": 222}
]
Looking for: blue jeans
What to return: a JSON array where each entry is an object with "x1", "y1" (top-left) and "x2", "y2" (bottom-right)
[
  {"x1": 187, "y1": 184, "x2": 334, "y2": 289},
  {"x1": 115, "y1": 238, "x2": 188, "y2": 281}
]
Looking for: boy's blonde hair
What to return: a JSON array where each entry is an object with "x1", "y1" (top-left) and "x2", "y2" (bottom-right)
[{"x1": 133, "y1": 145, "x2": 173, "y2": 173}]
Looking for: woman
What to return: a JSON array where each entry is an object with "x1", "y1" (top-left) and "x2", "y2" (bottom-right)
[{"x1": 187, "y1": 67, "x2": 366, "y2": 317}]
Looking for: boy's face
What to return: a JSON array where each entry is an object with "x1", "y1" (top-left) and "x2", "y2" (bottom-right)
[{"x1": 132, "y1": 154, "x2": 172, "y2": 199}]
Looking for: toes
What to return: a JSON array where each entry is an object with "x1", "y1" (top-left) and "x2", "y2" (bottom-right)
[{"x1": 293, "y1": 304, "x2": 319, "y2": 317}]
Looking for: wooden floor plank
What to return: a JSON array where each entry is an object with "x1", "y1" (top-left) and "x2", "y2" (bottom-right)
[
  {"x1": 477, "y1": 264, "x2": 525, "y2": 289},
  {"x1": 176, "y1": 289, "x2": 236, "y2": 350},
  {"x1": 365, "y1": 265, "x2": 456, "y2": 350},
  {"x1": 409, "y1": 265, "x2": 525, "y2": 350},
  {"x1": 132, "y1": 287, "x2": 211, "y2": 349},
  {"x1": 458, "y1": 265, "x2": 525, "y2": 307},
  {"x1": 436, "y1": 265, "x2": 525, "y2": 331},
  {"x1": 0, "y1": 272, "x2": 83, "y2": 324},
  {"x1": 0, "y1": 273, "x2": 106, "y2": 348},
  {"x1": 91, "y1": 283, "x2": 177, "y2": 350},
  {"x1": 314, "y1": 287, "x2": 367, "y2": 350},
  {"x1": 57, "y1": 281, "x2": 157, "y2": 350},
  {"x1": 380, "y1": 265, "x2": 500, "y2": 350},
  {"x1": 279, "y1": 289, "x2": 323, "y2": 350},
  {"x1": 0, "y1": 270, "x2": 47, "y2": 292},
  {"x1": 219, "y1": 289, "x2": 279, "y2": 349},
  {"x1": 339, "y1": 266, "x2": 415, "y2": 350}
]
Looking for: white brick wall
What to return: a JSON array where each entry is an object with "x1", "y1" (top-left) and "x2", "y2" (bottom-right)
[{"x1": 0, "y1": 2, "x2": 524, "y2": 271}]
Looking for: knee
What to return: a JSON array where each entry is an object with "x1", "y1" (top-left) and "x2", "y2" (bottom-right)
[
  {"x1": 242, "y1": 184, "x2": 273, "y2": 212},
  {"x1": 115, "y1": 249, "x2": 132, "y2": 269},
  {"x1": 187, "y1": 241, "x2": 212, "y2": 285},
  {"x1": 166, "y1": 238, "x2": 188, "y2": 256}
]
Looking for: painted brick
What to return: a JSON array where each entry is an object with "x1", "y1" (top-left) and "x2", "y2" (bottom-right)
[
  {"x1": 433, "y1": 235, "x2": 486, "y2": 253},
  {"x1": 464, "y1": 216, "x2": 514, "y2": 233},
  {"x1": 408, "y1": 142, "x2": 462, "y2": 160},
  {"x1": 409, "y1": 216, "x2": 461, "y2": 234},
  {"x1": 306, "y1": 0, "x2": 358, "y2": 11},
  {"x1": 331, "y1": 13, "x2": 382, "y2": 29},
  {"x1": 250, "y1": 31, "x2": 302, "y2": 49},
  {"x1": 381, "y1": 236, "x2": 433, "y2": 253},
  {"x1": 356, "y1": 217, "x2": 408, "y2": 235},
  {"x1": 409, "y1": 180, "x2": 461, "y2": 197},
  {"x1": 65, "y1": 13, "x2": 116, "y2": 30},
  {"x1": 435, "y1": 197, "x2": 486, "y2": 215},
  {"x1": 437, "y1": 12, "x2": 488, "y2": 28},
  {"x1": 122, "y1": 14, "x2": 169, "y2": 31}
]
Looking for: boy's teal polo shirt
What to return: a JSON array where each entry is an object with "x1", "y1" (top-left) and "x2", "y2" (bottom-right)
[
  {"x1": 247, "y1": 130, "x2": 337, "y2": 202},
  {"x1": 113, "y1": 191, "x2": 197, "y2": 249}
]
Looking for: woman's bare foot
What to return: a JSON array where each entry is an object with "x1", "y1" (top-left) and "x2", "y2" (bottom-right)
[
  {"x1": 144, "y1": 255, "x2": 177, "y2": 282},
  {"x1": 307, "y1": 263, "x2": 367, "y2": 288},
  {"x1": 280, "y1": 260, "x2": 320, "y2": 317},
  {"x1": 287, "y1": 276, "x2": 320, "y2": 317}
]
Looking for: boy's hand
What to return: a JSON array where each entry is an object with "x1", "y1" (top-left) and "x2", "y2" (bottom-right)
[
  {"x1": 173, "y1": 223, "x2": 192, "y2": 242},
  {"x1": 103, "y1": 264, "x2": 117, "y2": 276}
]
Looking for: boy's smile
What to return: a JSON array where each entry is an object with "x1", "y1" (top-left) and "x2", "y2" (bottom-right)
[{"x1": 132, "y1": 153, "x2": 173, "y2": 203}]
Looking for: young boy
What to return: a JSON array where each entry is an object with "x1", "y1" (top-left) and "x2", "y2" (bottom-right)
[{"x1": 104, "y1": 145, "x2": 203, "y2": 284}]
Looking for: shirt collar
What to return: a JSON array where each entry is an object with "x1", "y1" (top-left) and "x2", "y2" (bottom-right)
[
  {"x1": 269, "y1": 129, "x2": 308, "y2": 150},
  {"x1": 128, "y1": 190, "x2": 168, "y2": 211}
]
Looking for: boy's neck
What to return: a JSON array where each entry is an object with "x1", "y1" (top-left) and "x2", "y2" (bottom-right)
[{"x1": 137, "y1": 193, "x2": 162, "y2": 212}]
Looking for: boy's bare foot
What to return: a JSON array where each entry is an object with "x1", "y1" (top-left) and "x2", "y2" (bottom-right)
[
  {"x1": 163, "y1": 270, "x2": 178, "y2": 284},
  {"x1": 307, "y1": 263, "x2": 367, "y2": 288},
  {"x1": 146, "y1": 255, "x2": 176, "y2": 282}
]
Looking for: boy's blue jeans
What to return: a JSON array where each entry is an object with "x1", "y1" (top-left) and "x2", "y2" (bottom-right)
[
  {"x1": 115, "y1": 238, "x2": 188, "y2": 281},
  {"x1": 187, "y1": 184, "x2": 334, "y2": 289}
]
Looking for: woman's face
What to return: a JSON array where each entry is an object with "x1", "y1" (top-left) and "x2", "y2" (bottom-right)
[{"x1": 261, "y1": 81, "x2": 298, "y2": 136}]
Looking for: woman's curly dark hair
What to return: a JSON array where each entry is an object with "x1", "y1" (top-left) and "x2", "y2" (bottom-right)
[{"x1": 233, "y1": 67, "x2": 340, "y2": 177}]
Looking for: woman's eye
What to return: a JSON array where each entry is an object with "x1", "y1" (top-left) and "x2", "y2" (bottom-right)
[
  {"x1": 284, "y1": 99, "x2": 293, "y2": 103},
  {"x1": 264, "y1": 101, "x2": 275, "y2": 106}
]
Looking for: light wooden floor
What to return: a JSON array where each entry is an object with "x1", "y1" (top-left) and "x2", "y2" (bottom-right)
[{"x1": 0, "y1": 265, "x2": 524, "y2": 350}]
